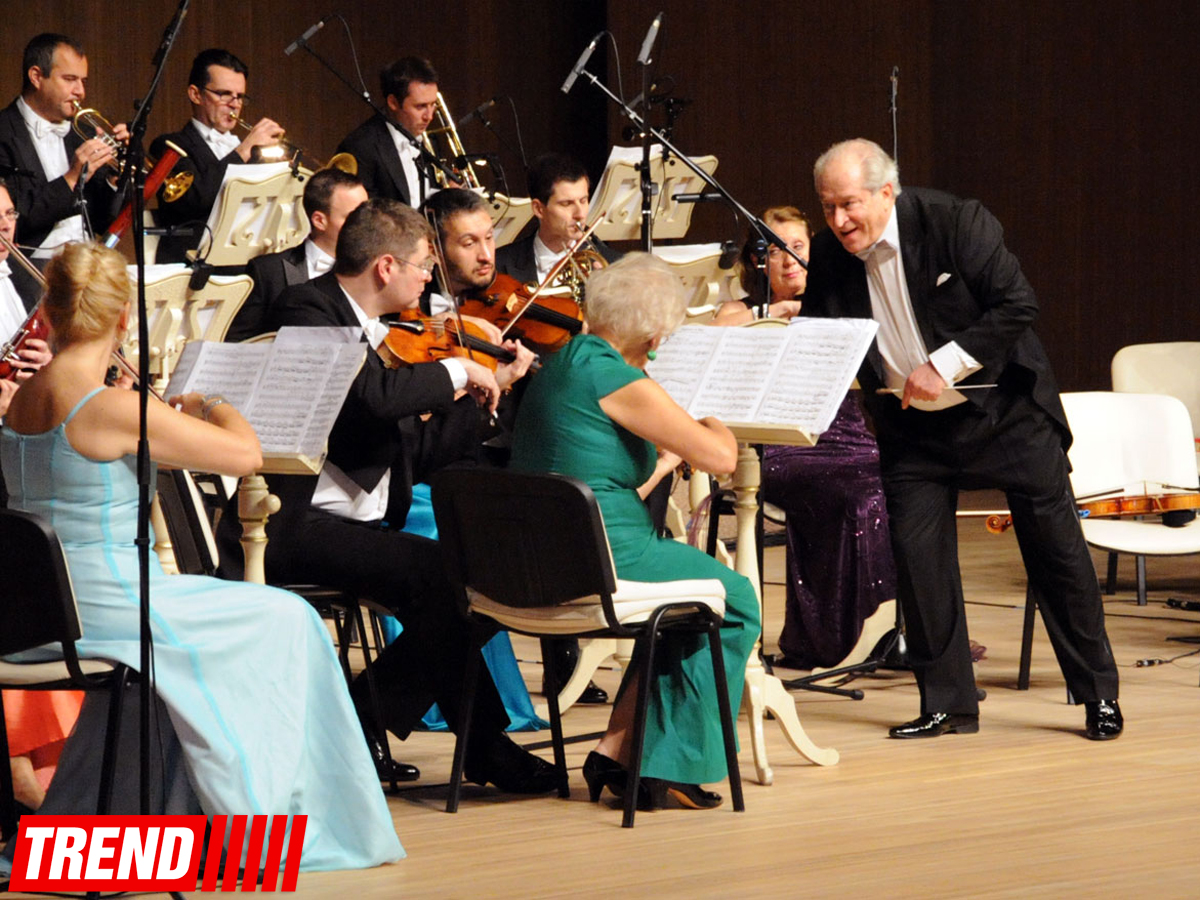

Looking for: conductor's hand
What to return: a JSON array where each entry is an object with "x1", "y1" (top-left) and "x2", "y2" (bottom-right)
[
  {"x1": 494, "y1": 339, "x2": 535, "y2": 391},
  {"x1": 459, "y1": 358, "x2": 502, "y2": 415},
  {"x1": 902, "y1": 361, "x2": 946, "y2": 409}
]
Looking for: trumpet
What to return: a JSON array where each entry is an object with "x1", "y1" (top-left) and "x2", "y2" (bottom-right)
[
  {"x1": 71, "y1": 101, "x2": 192, "y2": 202},
  {"x1": 422, "y1": 92, "x2": 481, "y2": 189},
  {"x1": 232, "y1": 118, "x2": 357, "y2": 174}
]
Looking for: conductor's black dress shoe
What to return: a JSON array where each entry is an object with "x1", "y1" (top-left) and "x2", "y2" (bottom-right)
[
  {"x1": 888, "y1": 712, "x2": 980, "y2": 739},
  {"x1": 1084, "y1": 699, "x2": 1123, "y2": 740}
]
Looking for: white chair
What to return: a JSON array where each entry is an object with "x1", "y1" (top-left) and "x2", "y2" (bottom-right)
[
  {"x1": 1060, "y1": 391, "x2": 1200, "y2": 606},
  {"x1": 1112, "y1": 342, "x2": 1200, "y2": 472}
]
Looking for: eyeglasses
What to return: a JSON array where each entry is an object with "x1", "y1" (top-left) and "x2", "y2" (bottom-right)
[
  {"x1": 0, "y1": 210, "x2": 18, "y2": 223},
  {"x1": 203, "y1": 87, "x2": 249, "y2": 104},
  {"x1": 396, "y1": 256, "x2": 436, "y2": 275},
  {"x1": 767, "y1": 241, "x2": 807, "y2": 260}
]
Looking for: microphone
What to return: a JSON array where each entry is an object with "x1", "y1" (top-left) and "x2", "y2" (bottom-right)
[
  {"x1": 717, "y1": 240, "x2": 740, "y2": 270},
  {"x1": 285, "y1": 17, "x2": 326, "y2": 56},
  {"x1": 457, "y1": 98, "x2": 498, "y2": 128},
  {"x1": 561, "y1": 32, "x2": 603, "y2": 94},
  {"x1": 672, "y1": 192, "x2": 722, "y2": 203},
  {"x1": 637, "y1": 11, "x2": 664, "y2": 65}
]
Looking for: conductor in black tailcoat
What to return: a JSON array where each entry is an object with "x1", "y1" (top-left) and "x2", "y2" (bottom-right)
[
  {"x1": 215, "y1": 198, "x2": 552, "y2": 792},
  {"x1": 802, "y1": 139, "x2": 1121, "y2": 741}
]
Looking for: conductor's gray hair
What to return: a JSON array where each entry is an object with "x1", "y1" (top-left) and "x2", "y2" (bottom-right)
[{"x1": 813, "y1": 138, "x2": 902, "y2": 196}]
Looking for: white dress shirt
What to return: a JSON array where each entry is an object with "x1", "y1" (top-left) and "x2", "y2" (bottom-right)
[
  {"x1": 303, "y1": 239, "x2": 334, "y2": 279},
  {"x1": 386, "y1": 122, "x2": 429, "y2": 205},
  {"x1": 0, "y1": 261, "x2": 28, "y2": 340},
  {"x1": 310, "y1": 284, "x2": 467, "y2": 522},
  {"x1": 859, "y1": 205, "x2": 981, "y2": 411},
  {"x1": 190, "y1": 118, "x2": 241, "y2": 159},
  {"x1": 532, "y1": 234, "x2": 564, "y2": 284},
  {"x1": 17, "y1": 97, "x2": 85, "y2": 257}
]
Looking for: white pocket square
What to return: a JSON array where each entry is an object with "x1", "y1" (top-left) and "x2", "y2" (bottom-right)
[{"x1": 936, "y1": 272, "x2": 952, "y2": 287}]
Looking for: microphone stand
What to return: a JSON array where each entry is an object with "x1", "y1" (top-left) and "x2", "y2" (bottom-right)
[
  {"x1": 114, "y1": 0, "x2": 189, "y2": 855},
  {"x1": 572, "y1": 66, "x2": 805, "y2": 271},
  {"x1": 638, "y1": 57, "x2": 654, "y2": 251}
]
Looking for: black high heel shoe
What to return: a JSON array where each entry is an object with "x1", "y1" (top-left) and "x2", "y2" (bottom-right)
[{"x1": 582, "y1": 751, "x2": 625, "y2": 802}]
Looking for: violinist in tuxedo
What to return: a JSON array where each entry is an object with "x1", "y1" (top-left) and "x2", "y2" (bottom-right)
[
  {"x1": 495, "y1": 153, "x2": 619, "y2": 286},
  {"x1": 226, "y1": 167, "x2": 367, "y2": 341},
  {"x1": 337, "y1": 57, "x2": 440, "y2": 207},
  {"x1": 803, "y1": 138, "x2": 1121, "y2": 742},
  {"x1": 215, "y1": 198, "x2": 550, "y2": 792},
  {"x1": 0, "y1": 180, "x2": 53, "y2": 505},
  {"x1": 0, "y1": 33, "x2": 124, "y2": 257},
  {"x1": 149, "y1": 49, "x2": 284, "y2": 263}
]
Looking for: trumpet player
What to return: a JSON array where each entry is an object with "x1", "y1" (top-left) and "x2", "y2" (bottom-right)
[
  {"x1": 149, "y1": 49, "x2": 284, "y2": 263},
  {"x1": 496, "y1": 153, "x2": 619, "y2": 285},
  {"x1": 0, "y1": 33, "x2": 125, "y2": 258}
]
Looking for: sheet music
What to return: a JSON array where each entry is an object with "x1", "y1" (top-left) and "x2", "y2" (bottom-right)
[
  {"x1": 166, "y1": 342, "x2": 271, "y2": 409},
  {"x1": 298, "y1": 343, "x2": 366, "y2": 459},
  {"x1": 644, "y1": 319, "x2": 877, "y2": 437}
]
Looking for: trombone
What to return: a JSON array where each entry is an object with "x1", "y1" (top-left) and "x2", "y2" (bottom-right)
[
  {"x1": 422, "y1": 92, "x2": 481, "y2": 189},
  {"x1": 71, "y1": 101, "x2": 192, "y2": 202}
]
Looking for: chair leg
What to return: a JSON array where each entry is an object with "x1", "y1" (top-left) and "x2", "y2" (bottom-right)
[
  {"x1": 0, "y1": 691, "x2": 17, "y2": 841},
  {"x1": 1018, "y1": 585, "x2": 1037, "y2": 691},
  {"x1": 539, "y1": 638, "x2": 571, "y2": 799},
  {"x1": 97, "y1": 666, "x2": 131, "y2": 816},
  {"x1": 446, "y1": 643, "x2": 482, "y2": 814},
  {"x1": 624, "y1": 611, "x2": 667, "y2": 828},
  {"x1": 352, "y1": 604, "x2": 398, "y2": 793},
  {"x1": 706, "y1": 617, "x2": 744, "y2": 813},
  {"x1": 1136, "y1": 555, "x2": 1147, "y2": 606},
  {"x1": 1105, "y1": 552, "x2": 1119, "y2": 595}
]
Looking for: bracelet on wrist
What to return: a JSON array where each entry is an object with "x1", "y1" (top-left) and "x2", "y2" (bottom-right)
[{"x1": 201, "y1": 395, "x2": 230, "y2": 421}]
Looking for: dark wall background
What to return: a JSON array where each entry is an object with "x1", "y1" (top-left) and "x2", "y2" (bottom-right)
[{"x1": 3, "y1": 1, "x2": 1195, "y2": 389}]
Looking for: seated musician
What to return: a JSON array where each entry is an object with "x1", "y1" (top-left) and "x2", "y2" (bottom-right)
[
  {"x1": 1, "y1": 179, "x2": 53, "y2": 505},
  {"x1": 423, "y1": 187, "x2": 607, "y2": 706},
  {"x1": 713, "y1": 206, "x2": 896, "y2": 670},
  {"x1": 0, "y1": 33, "x2": 125, "y2": 259},
  {"x1": 1, "y1": 241, "x2": 400, "y2": 870},
  {"x1": 149, "y1": 49, "x2": 284, "y2": 263},
  {"x1": 495, "y1": 152, "x2": 619, "y2": 286},
  {"x1": 337, "y1": 57, "x2": 440, "y2": 207},
  {"x1": 511, "y1": 253, "x2": 760, "y2": 812},
  {"x1": 214, "y1": 199, "x2": 554, "y2": 794},
  {"x1": 227, "y1": 167, "x2": 368, "y2": 341}
]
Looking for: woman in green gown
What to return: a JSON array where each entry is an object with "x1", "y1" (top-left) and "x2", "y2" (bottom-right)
[{"x1": 510, "y1": 253, "x2": 759, "y2": 810}]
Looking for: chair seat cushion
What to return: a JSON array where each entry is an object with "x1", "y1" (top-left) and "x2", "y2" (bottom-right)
[
  {"x1": 1081, "y1": 517, "x2": 1200, "y2": 555},
  {"x1": 468, "y1": 578, "x2": 727, "y2": 635},
  {"x1": 0, "y1": 658, "x2": 116, "y2": 686}
]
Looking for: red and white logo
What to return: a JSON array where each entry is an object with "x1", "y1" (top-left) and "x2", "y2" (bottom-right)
[{"x1": 8, "y1": 814, "x2": 307, "y2": 892}]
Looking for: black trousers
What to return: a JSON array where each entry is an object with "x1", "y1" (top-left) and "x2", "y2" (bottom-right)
[
  {"x1": 874, "y1": 391, "x2": 1119, "y2": 715},
  {"x1": 268, "y1": 508, "x2": 508, "y2": 741}
]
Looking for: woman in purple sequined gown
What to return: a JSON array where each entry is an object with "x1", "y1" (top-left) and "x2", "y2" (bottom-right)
[{"x1": 714, "y1": 207, "x2": 896, "y2": 668}]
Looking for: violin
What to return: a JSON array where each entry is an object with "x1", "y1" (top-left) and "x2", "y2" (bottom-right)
[
  {"x1": 985, "y1": 490, "x2": 1200, "y2": 534},
  {"x1": 377, "y1": 312, "x2": 532, "y2": 372},
  {"x1": 0, "y1": 229, "x2": 50, "y2": 381},
  {"x1": 458, "y1": 272, "x2": 582, "y2": 355}
]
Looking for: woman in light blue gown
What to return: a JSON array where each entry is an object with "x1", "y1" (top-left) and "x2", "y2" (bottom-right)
[{"x1": 0, "y1": 242, "x2": 402, "y2": 872}]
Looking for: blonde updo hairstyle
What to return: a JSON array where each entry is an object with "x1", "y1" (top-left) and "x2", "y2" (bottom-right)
[
  {"x1": 583, "y1": 252, "x2": 687, "y2": 348},
  {"x1": 43, "y1": 241, "x2": 131, "y2": 346}
]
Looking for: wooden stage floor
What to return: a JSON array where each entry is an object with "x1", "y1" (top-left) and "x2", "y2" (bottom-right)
[{"x1": 13, "y1": 517, "x2": 1200, "y2": 898}]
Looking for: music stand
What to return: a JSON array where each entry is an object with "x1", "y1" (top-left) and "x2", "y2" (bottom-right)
[
  {"x1": 485, "y1": 192, "x2": 534, "y2": 248},
  {"x1": 198, "y1": 163, "x2": 310, "y2": 267},
  {"x1": 654, "y1": 243, "x2": 743, "y2": 321},
  {"x1": 589, "y1": 145, "x2": 718, "y2": 243}
]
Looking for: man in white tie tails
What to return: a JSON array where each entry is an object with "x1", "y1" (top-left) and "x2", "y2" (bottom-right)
[
  {"x1": 0, "y1": 33, "x2": 126, "y2": 259},
  {"x1": 226, "y1": 167, "x2": 368, "y2": 341},
  {"x1": 149, "y1": 48, "x2": 284, "y2": 263},
  {"x1": 336, "y1": 57, "x2": 442, "y2": 207},
  {"x1": 802, "y1": 138, "x2": 1122, "y2": 742}
]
